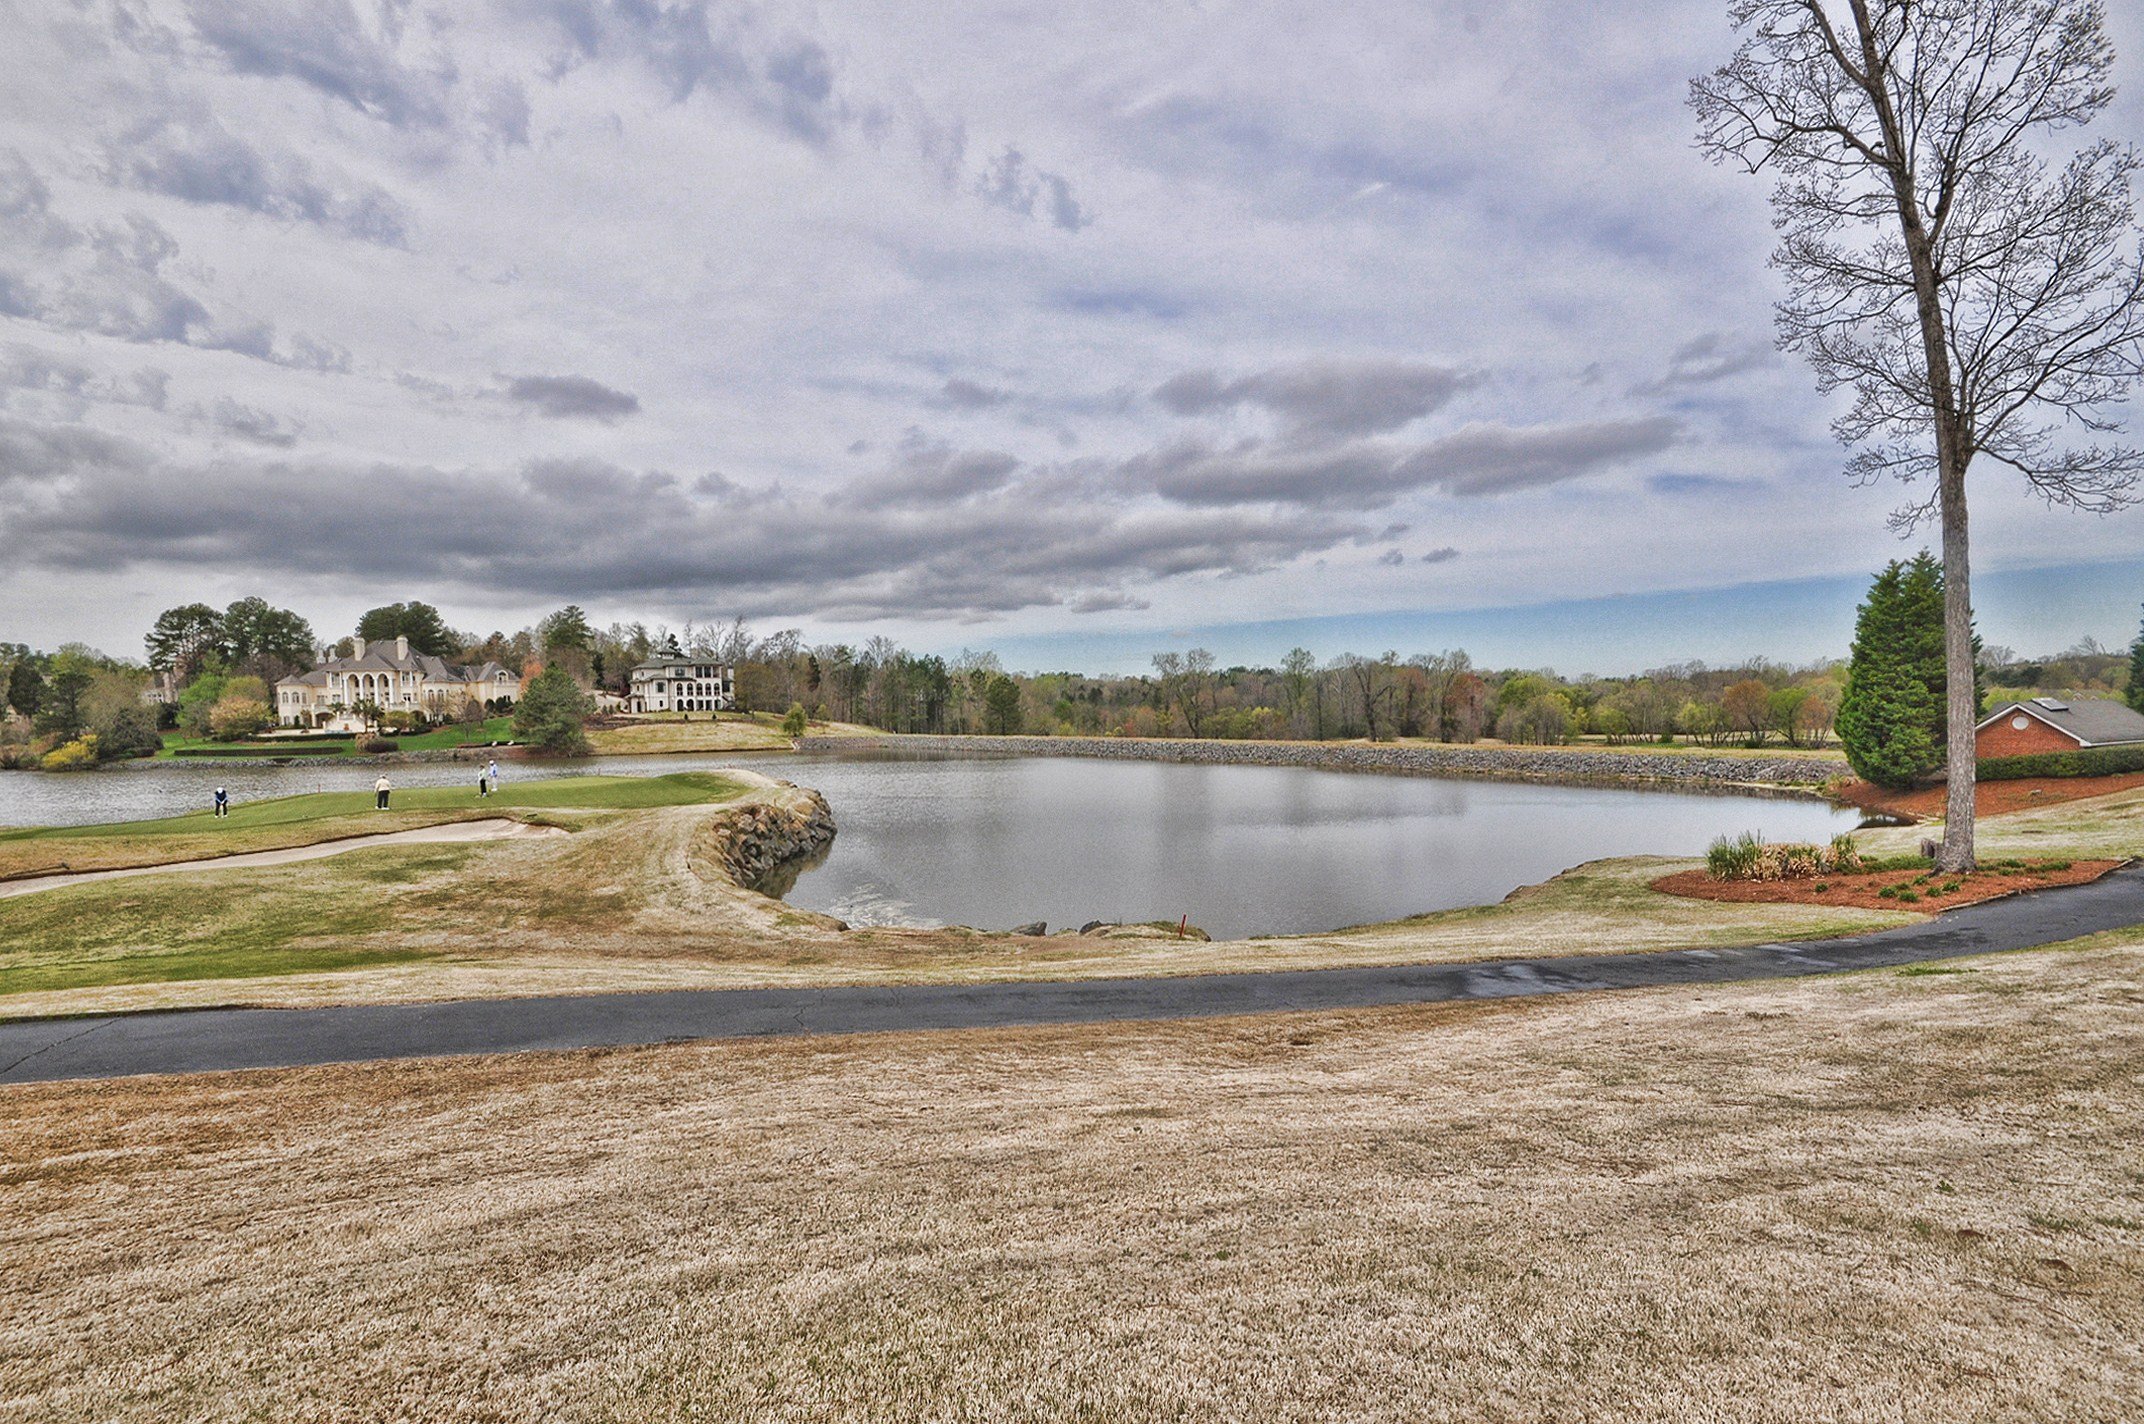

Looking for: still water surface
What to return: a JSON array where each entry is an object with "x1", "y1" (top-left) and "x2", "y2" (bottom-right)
[{"x1": 0, "y1": 749, "x2": 1857, "y2": 939}]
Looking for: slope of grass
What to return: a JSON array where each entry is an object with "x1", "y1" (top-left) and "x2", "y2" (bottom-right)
[
  {"x1": 6, "y1": 942, "x2": 2141, "y2": 1421},
  {"x1": 0, "y1": 773, "x2": 745, "y2": 879}
]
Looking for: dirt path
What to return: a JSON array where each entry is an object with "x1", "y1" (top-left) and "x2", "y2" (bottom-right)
[{"x1": 0, "y1": 819, "x2": 567, "y2": 901}]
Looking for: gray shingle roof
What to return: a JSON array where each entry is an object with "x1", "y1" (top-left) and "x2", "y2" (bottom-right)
[{"x1": 1982, "y1": 696, "x2": 2144, "y2": 747}]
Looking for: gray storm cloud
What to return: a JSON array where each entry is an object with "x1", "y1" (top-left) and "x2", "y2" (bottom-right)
[{"x1": 502, "y1": 374, "x2": 643, "y2": 422}]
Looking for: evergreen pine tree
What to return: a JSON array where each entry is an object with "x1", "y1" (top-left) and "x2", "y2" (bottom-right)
[
  {"x1": 512, "y1": 665, "x2": 593, "y2": 756},
  {"x1": 2126, "y1": 605, "x2": 2144, "y2": 714},
  {"x1": 1837, "y1": 554, "x2": 1949, "y2": 789}
]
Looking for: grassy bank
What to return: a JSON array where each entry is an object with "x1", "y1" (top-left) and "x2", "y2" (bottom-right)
[
  {"x1": 6, "y1": 774, "x2": 2141, "y2": 1023},
  {"x1": 5, "y1": 938, "x2": 2138, "y2": 1420},
  {"x1": 0, "y1": 772, "x2": 746, "y2": 880},
  {"x1": 584, "y1": 710, "x2": 883, "y2": 756},
  {"x1": 0, "y1": 773, "x2": 756, "y2": 999},
  {"x1": 154, "y1": 715, "x2": 520, "y2": 759}
]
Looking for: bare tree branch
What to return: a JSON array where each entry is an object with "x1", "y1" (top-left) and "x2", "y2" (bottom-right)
[{"x1": 1691, "y1": 0, "x2": 2144, "y2": 871}]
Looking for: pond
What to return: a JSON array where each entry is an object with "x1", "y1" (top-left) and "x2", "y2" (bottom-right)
[{"x1": 0, "y1": 749, "x2": 1860, "y2": 939}]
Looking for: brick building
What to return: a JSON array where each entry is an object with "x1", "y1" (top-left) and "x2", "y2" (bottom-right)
[{"x1": 1974, "y1": 697, "x2": 2144, "y2": 758}]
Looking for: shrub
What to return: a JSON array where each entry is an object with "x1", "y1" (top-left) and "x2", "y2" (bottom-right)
[
  {"x1": 1828, "y1": 832, "x2": 1864, "y2": 874},
  {"x1": 1706, "y1": 831, "x2": 1765, "y2": 880},
  {"x1": 1978, "y1": 743, "x2": 2144, "y2": 781},
  {"x1": 782, "y1": 703, "x2": 809, "y2": 738},
  {"x1": 95, "y1": 703, "x2": 163, "y2": 760},
  {"x1": 359, "y1": 734, "x2": 399, "y2": 754},
  {"x1": 1778, "y1": 843, "x2": 1821, "y2": 878},
  {"x1": 208, "y1": 695, "x2": 273, "y2": 740},
  {"x1": 1706, "y1": 830, "x2": 1867, "y2": 882},
  {"x1": 40, "y1": 735, "x2": 100, "y2": 771}
]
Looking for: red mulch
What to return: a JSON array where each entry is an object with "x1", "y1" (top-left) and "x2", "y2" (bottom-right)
[
  {"x1": 1652, "y1": 859, "x2": 2124, "y2": 912},
  {"x1": 1835, "y1": 773, "x2": 2144, "y2": 822}
]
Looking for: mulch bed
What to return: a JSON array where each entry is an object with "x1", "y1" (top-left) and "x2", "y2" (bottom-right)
[
  {"x1": 1652, "y1": 859, "x2": 2125, "y2": 912},
  {"x1": 1834, "y1": 773, "x2": 2144, "y2": 822}
]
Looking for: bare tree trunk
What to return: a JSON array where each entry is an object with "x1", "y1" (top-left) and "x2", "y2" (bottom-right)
[
  {"x1": 1846, "y1": 0, "x2": 1976, "y2": 870},
  {"x1": 1938, "y1": 463, "x2": 1976, "y2": 870}
]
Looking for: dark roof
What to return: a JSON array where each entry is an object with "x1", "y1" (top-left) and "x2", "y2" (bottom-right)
[
  {"x1": 275, "y1": 655, "x2": 521, "y2": 688},
  {"x1": 1980, "y1": 696, "x2": 2144, "y2": 747},
  {"x1": 631, "y1": 657, "x2": 730, "y2": 672}
]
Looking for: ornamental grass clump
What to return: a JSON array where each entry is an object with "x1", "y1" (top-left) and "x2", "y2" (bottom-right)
[{"x1": 1706, "y1": 831, "x2": 1865, "y2": 882}]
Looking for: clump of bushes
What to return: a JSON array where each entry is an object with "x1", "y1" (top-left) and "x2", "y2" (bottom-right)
[
  {"x1": 358, "y1": 734, "x2": 399, "y2": 754},
  {"x1": 40, "y1": 735, "x2": 101, "y2": 771},
  {"x1": 1979, "y1": 745, "x2": 2144, "y2": 780},
  {"x1": 1706, "y1": 831, "x2": 1866, "y2": 882}
]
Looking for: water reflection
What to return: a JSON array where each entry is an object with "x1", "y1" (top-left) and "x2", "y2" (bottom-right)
[{"x1": 0, "y1": 748, "x2": 1859, "y2": 940}]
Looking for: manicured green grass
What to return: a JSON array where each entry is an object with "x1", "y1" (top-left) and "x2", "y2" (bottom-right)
[
  {"x1": 0, "y1": 773, "x2": 748, "y2": 883},
  {"x1": 0, "y1": 773, "x2": 742, "y2": 845},
  {"x1": 396, "y1": 717, "x2": 519, "y2": 750},
  {"x1": 156, "y1": 717, "x2": 519, "y2": 759},
  {"x1": 0, "y1": 853, "x2": 453, "y2": 996}
]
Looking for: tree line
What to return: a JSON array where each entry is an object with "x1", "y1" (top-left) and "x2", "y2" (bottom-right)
[{"x1": 5, "y1": 573, "x2": 2143, "y2": 771}]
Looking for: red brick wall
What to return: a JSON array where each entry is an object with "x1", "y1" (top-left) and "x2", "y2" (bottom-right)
[{"x1": 1976, "y1": 712, "x2": 2080, "y2": 758}]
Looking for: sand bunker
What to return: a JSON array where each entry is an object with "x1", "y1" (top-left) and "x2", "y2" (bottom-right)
[{"x1": 0, "y1": 820, "x2": 568, "y2": 900}]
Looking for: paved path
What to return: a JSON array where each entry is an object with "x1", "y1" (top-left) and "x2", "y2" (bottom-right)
[{"x1": 5, "y1": 866, "x2": 2141, "y2": 1085}]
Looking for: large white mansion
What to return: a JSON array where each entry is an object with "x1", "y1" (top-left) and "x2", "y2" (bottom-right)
[
  {"x1": 275, "y1": 636, "x2": 522, "y2": 729},
  {"x1": 627, "y1": 656, "x2": 735, "y2": 713}
]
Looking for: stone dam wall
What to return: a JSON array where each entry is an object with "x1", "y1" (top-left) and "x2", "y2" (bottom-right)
[{"x1": 802, "y1": 734, "x2": 1848, "y2": 792}]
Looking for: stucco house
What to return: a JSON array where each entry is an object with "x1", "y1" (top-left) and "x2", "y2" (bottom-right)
[
  {"x1": 1975, "y1": 696, "x2": 2144, "y2": 758},
  {"x1": 627, "y1": 657, "x2": 735, "y2": 714},
  {"x1": 275, "y1": 636, "x2": 522, "y2": 729}
]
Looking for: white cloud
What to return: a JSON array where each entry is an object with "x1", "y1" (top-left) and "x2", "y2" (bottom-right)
[{"x1": 0, "y1": 0, "x2": 2136, "y2": 662}]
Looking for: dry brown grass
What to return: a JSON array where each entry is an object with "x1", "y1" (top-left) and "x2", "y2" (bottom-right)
[
  {"x1": 586, "y1": 714, "x2": 877, "y2": 756},
  {"x1": 4, "y1": 941, "x2": 2141, "y2": 1422},
  {"x1": 0, "y1": 852, "x2": 1917, "y2": 1020}
]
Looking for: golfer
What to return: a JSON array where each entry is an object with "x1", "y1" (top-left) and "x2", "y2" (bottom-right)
[
  {"x1": 374, "y1": 773, "x2": 392, "y2": 810},
  {"x1": 213, "y1": 786, "x2": 230, "y2": 818}
]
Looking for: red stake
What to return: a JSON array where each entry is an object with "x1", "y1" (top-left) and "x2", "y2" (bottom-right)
[{"x1": 1177, "y1": 914, "x2": 1187, "y2": 940}]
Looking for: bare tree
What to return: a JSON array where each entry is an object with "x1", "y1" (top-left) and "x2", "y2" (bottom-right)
[{"x1": 1693, "y1": 0, "x2": 2144, "y2": 869}]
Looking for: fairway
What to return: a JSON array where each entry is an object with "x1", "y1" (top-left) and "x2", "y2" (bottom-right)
[{"x1": 0, "y1": 773, "x2": 747, "y2": 881}]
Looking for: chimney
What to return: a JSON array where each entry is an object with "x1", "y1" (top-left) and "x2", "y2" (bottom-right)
[
  {"x1": 352, "y1": 636, "x2": 365, "y2": 660},
  {"x1": 396, "y1": 635, "x2": 409, "y2": 661}
]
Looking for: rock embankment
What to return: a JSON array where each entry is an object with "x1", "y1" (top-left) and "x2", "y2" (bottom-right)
[
  {"x1": 708, "y1": 784, "x2": 836, "y2": 887},
  {"x1": 803, "y1": 733, "x2": 1846, "y2": 791}
]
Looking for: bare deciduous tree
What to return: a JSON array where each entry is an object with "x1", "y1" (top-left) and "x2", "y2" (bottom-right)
[{"x1": 1693, "y1": 0, "x2": 2144, "y2": 869}]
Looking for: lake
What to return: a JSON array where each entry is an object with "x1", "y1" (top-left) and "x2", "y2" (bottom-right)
[{"x1": 0, "y1": 749, "x2": 1859, "y2": 939}]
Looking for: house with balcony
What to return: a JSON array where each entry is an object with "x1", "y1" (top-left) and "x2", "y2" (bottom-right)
[
  {"x1": 275, "y1": 636, "x2": 522, "y2": 729},
  {"x1": 627, "y1": 657, "x2": 735, "y2": 713}
]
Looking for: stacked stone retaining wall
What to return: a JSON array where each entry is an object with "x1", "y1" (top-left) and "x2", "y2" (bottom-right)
[
  {"x1": 801, "y1": 734, "x2": 1847, "y2": 791},
  {"x1": 709, "y1": 785, "x2": 837, "y2": 887}
]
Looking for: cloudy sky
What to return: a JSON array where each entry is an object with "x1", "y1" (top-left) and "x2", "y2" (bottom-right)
[{"x1": 3, "y1": 0, "x2": 2142, "y2": 673}]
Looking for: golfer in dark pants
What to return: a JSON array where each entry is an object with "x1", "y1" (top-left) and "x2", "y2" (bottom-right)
[
  {"x1": 374, "y1": 774, "x2": 392, "y2": 810},
  {"x1": 213, "y1": 786, "x2": 229, "y2": 818}
]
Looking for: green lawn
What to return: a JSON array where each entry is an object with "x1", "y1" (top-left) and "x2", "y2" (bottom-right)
[
  {"x1": 0, "y1": 773, "x2": 752, "y2": 997},
  {"x1": 157, "y1": 716, "x2": 520, "y2": 759},
  {"x1": 0, "y1": 773, "x2": 747, "y2": 879},
  {"x1": 0, "y1": 846, "x2": 470, "y2": 996}
]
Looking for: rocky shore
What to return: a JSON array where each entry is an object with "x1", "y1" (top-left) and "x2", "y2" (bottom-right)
[
  {"x1": 707, "y1": 783, "x2": 837, "y2": 888},
  {"x1": 803, "y1": 733, "x2": 1847, "y2": 792}
]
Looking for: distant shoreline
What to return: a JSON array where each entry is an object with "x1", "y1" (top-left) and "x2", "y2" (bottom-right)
[{"x1": 799, "y1": 732, "x2": 1849, "y2": 794}]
